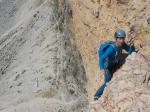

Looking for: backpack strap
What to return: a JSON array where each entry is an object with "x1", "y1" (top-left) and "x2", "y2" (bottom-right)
[
  {"x1": 109, "y1": 42, "x2": 116, "y2": 49},
  {"x1": 103, "y1": 40, "x2": 116, "y2": 50}
]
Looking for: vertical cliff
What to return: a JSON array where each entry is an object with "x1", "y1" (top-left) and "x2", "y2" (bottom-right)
[
  {"x1": 0, "y1": 0, "x2": 150, "y2": 112},
  {"x1": 67, "y1": 0, "x2": 150, "y2": 97},
  {"x1": 66, "y1": 0, "x2": 150, "y2": 111}
]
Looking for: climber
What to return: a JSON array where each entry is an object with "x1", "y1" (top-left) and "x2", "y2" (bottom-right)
[{"x1": 94, "y1": 28, "x2": 135, "y2": 100}]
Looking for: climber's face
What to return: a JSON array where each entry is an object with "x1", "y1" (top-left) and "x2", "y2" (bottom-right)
[{"x1": 116, "y1": 37, "x2": 125, "y2": 47}]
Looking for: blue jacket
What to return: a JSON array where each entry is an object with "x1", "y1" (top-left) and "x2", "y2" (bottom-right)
[{"x1": 98, "y1": 42, "x2": 135, "y2": 69}]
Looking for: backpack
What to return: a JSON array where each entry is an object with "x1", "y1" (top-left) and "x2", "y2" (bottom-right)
[{"x1": 98, "y1": 40, "x2": 116, "y2": 54}]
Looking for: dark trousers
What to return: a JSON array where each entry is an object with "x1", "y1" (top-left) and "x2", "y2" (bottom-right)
[{"x1": 94, "y1": 62, "x2": 116, "y2": 97}]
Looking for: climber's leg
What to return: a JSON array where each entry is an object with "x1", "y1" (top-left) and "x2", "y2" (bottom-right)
[{"x1": 94, "y1": 68, "x2": 112, "y2": 99}]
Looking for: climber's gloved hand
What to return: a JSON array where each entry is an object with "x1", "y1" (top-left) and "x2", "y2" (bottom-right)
[{"x1": 135, "y1": 48, "x2": 139, "y2": 53}]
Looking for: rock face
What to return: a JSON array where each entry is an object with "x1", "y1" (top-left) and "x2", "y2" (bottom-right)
[
  {"x1": 0, "y1": 0, "x2": 150, "y2": 112},
  {"x1": 67, "y1": 0, "x2": 150, "y2": 106},
  {"x1": 65, "y1": 0, "x2": 150, "y2": 111},
  {"x1": 90, "y1": 52, "x2": 150, "y2": 112}
]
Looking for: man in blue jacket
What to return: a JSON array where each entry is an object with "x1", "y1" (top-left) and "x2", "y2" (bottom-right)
[{"x1": 94, "y1": 29, "x2": 135, "y2": 100}]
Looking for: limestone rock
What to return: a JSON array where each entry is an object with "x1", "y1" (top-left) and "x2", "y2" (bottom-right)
[
  {"x1": 90, "y1": 53, "x2": 150, "y2": 112},
  {"x1": 0, "y1": 0, "x2": 150, "y2": 111}
]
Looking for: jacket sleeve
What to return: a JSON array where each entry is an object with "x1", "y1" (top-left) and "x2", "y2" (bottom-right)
[
  {"x1": 122, "y1": 42, "x2": 135, "y2": 54},
  {"x1": 98, "y1": 46, "x2": 114, "y2": 70}
]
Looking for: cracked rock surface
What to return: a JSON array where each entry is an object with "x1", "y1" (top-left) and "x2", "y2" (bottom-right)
[{"x1": 90, "y1": 52, "x2": 150, "y2": 112}]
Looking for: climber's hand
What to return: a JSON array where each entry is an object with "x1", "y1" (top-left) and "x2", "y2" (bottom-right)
[{"x1": 100, "y1": 69, "x2": 105, "y2": 75}]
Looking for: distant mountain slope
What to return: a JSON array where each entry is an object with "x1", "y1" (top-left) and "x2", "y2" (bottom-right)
[{"x1": 0, "y1": 0, "x2": 88, "y2": 112}]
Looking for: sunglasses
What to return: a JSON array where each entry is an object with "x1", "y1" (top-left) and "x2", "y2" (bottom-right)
[{"x1": 116, "y1": 37, "x2": 125, "y2": 39}]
